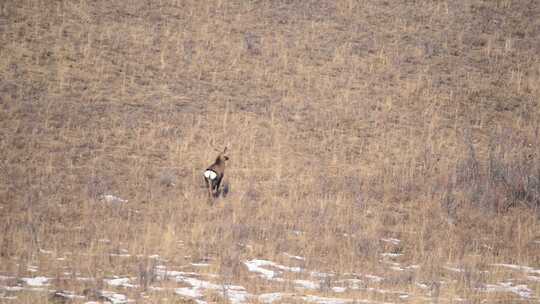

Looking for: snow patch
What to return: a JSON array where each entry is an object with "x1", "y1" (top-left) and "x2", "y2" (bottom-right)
[
  {"x1": 162, "y1": 269, "x2": 252, "y2": 304},
  {"x1": 1, "y1": 286, "x2": 23, "y2": 291},
  {"x1": 364, "y1": 274, "x2": 384, "y2": 283},
  {"x1": 98, "y1": 290, "x2": 131, "y2": 304},
  {"x1": 492, "y1": 263, "x2": 540, "y2": 275},
  {"x1": 110, "y1": 253, "x2": 131, "y2": 258},
  {"x1": 283, "y1": 252, "x2": 305, "y2": 261},
  {"x1": 332, "y1": 286, "x2": 347, "y2": 293},
  {"x1": 243, "y1": 260, "x2": 279, "y2": 279},
  {"x1": 76, "y1": 277, "x2": 94, "y2": 282},
  {"x1": 244, "y1": 259, "x2": 331, "y2": 281},
  {"x1": 20, "y1": 276, "x2": 49, "y2": 287},
  {"x1": 100, "y1": 194, "x2": 128, "y2": 204},
  {"x1": 51, "y1": 290, "x2": 85, "y2": 300},
  {"x1": 175, "y1": 287, "x2": 203, "y2": 298},
  {"x1": 302, "y1": 295, "x2": 355, "y2": 304},
  {"x1": 105, "y1": 277, "x2": 137, "y2": 288},
  {"x1": 381, "y1": 238, "x2": 401, "y2": 245},
  {"x1": 444, "y1": 266, "x2": 465, "y2": 273},
  {"x1": 39, "y1": 249, "x2": 53, "y2": 255},
  {"x1": 294, "y1": 279, "x2": 319, "y2": 290},
  {"x1": 191, "y1": 263, "x2": 211, "y2": 267},
  {"x1": 258, "y1": 292, "x2": 293, "y2": 303},
  {"x1": 480, "y1": 282, "x2": 532, "y2": 299}
]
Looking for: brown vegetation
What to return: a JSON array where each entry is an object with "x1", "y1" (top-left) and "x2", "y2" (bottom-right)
[{"x1": 1, "y1": 0, "x2": 539, "y2": 303}]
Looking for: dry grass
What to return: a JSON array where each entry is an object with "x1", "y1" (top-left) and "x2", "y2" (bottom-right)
[{"x1": 1, "y1": 0, "x2": 540, "y2": 303}]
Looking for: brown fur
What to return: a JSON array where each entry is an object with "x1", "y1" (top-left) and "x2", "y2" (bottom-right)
[{"x1": 204, "y1": 147, "x2": 229, "y2": 198}]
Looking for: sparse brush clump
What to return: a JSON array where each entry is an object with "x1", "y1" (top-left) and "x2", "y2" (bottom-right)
[{"x1": 444, "y1": 129, "x2": 540, "y2": 216}]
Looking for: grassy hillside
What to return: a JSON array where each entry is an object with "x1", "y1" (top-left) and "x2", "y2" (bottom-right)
[{"x1": 1, "y1": 0, "x2": 539, "y2": 303}]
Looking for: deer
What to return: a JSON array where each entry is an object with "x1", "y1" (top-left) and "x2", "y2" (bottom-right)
[{"x1": 203, "y1": 147, "x2": 229, "y2": 198}]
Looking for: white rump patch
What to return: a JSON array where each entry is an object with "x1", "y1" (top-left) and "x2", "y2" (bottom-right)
[{"x1": 204, "y1": 170, "x2": 218, "y2": 180}]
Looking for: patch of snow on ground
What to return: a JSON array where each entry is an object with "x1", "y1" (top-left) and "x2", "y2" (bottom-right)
[
  {"x1": 381, "y1": 238, "x2": 401, "y2": 245},
  {"x1": 109, "y1": 254, "x2": 131, "y2": 258},
  {"x1": 20, "y1": 276, "x2": 49, "y2": 286},
  {"x1": 385, "y1": 261, "x2": 404, "y2": 271},
  {"x1": 110, "y1": 250, "x2": 131, "y2": 258},
  {"x1": 481, "y1": 282, "x2": 532, "y2": 299},
  {"x1": 266, "y1": 261, "x2": 303, "y2": 273},
  {"x1": 243, "y1": 260, "x2": 280, "y2": 279},
  {"x1": 191, "y1": 263, "x2": 210, "y2": 267},
  {"x1": 284, "y1": 252, "x2": 305, "y2": 260},
  {"x1": 1, "y1": 286, "x2": 23, "y2": 291},
  {"x1": 310, "y1": 270, "x2": 333, "y2": 278},
  {"x1": 244, "y1": 259, "x2": 332, "y2": 281},
  {"x1": 444, "y1": 266, "x2": 465, "y2": 273},
  {"x1": 302, "y1": 295, "x2": 355, "y2": 304},
  {"x1": 366, "y1": 287, "x2": 409, "y2": 297},
  {"x1": 364, "y1": 274, "x2": 384, "y2": 283},
  {"x1": 399, "y1": 294, "x2": 410, "y2": 299},
  {"x1": 100, "y1": 194, "x2": 128, "y2": 204},
  {"x1": 99, "y1": 290, "x2": 131, "y2": 304},
  {"x1": 294, "y1": 279, "x2": 319, "y2": 290},
  {"x1": 51, "y1": 290, "x2": 85, "y2": 300},
  {"x1": 258, "y1": 292, "x2": 293, "y2": 303},
  {"x1": 492, "y1": 263, "x2": 540, "y2": 275},
  {"x1": 76, "y1": 277, "x2": 94, "y2": 282},
  {"x1": 155, "y1": 267, "x2": 200, "y2": 279},
  {"x1": 385, "y1": 263, "x2": 419, "y2": 271},
  {"x1": 225, "y1": 288, "x2": 251, "y2": 304},
  {"x1": 332, "y1": 286, "x2": 347, "y2": 293},
  {"x1": 175, "y1": 287, "x2": 203, "y2": 298},
  {"x1": 165, "y1": 269, "x2": 251, "y2": 304},
  {"x1": 105, "y1": 277, "x2": 137, "y2": 288}
]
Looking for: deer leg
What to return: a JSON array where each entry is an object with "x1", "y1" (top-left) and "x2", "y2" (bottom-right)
[
  {"x1": 215, "y1": 177, "x2": 223, "y2": 197},
  {"x1": 212, "y1": 179, "x2": 220, "y2": 198},
  {"x1": 210, "y1": 180, "x2": 217, "y2": 198},
  {"x1": 204, "y1": 177, "x2": 213, "y2": 198}
]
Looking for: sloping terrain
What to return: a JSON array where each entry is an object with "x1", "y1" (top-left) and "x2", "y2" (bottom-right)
[{"x1": 1, "y1": 0, "x2": 539, "y2": 303}]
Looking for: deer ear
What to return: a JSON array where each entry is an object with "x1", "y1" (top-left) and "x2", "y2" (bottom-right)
[{"x1": 223, "y1": 147, "x2": 228, "y2": 153}]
